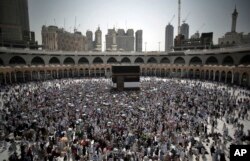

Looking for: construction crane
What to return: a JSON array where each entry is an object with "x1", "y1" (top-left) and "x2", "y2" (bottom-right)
[
  {"x1": 169, "y1": 14, "x2": 175, "y2": 24},
  {"x1": 182, "y1": 12, "x2": 190, "y2": 23},
  {"x1": 197, "y1": 23, "x2": 205, "y2": 33}
]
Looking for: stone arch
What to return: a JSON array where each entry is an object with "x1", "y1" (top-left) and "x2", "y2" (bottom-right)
[
  {"x1": 79, "y1": 68, "x2": 84, "y2": 77},
  {"x1": 205, "y1": 70, "x2": 209, "y2": 79},
  {"x1": 189, "y1": 69, "x2": 194, "y2": 78},
  {"x1": 161, "y1": 68, "x2": 165, "y2": 77},
  {"x1": 9, "y1": 56, "x2": 26, "y2": 65},
  {"x1": 160, "y1": 57, "x2": 170, "y2": 64},
  {"x1": 227, "y1": 71, "x2": 232, "y2": 83},
  {"x1": 174, "y1": 57, "x2": 185, "y2": 64},
  {"x1": 147, "y1": 57, "x2": 157, "y2": 63},
  {"x1": 78, "y1": 57, "x2": 89, "y2": 64},
  {"x1": 107, "y1": 57, "x2": 117, "y2": 63},
  {"x1": 49, "y1": 57, "x2": 60, "y2": 64},
  {"x1": 222, "y1": 56, "x2": 234, "y2": 65},
  {"x1": 0, "y1": 72, "x2": 4, "y2": 84},
  {"x1": 93, "y1": 57, "x2": 103, "y2": 64},
  {"x1": 194, "y1": 69, "x2": 200, "y2": 78},
  {"x1": 241, "y1": 72, "x2": 249, "y2": 87},
  {"x1": 64, "y1": 57, "x2": 75, "y2": 64},
  {"x1": 210, "y1": 70, "x2": 214, "y2": 80},
  {"x1": 190, "y1": 57, "x2": 202, "y2": 65},
  {"x1": 31, "y1": 56, "x2": 45, "y2": 65},
  {"x1": 85, "y1": 68, "x2": 89, "y2": 76},
  {"x1": 0, "y1": 58, "x2": 3, "y2": 66},
  {"x1": 239, "y1": 55, "x2": 250, "y2": 65},
  {"x1": 221, "y1": 71, "x2": 226, "y2": 82},
  {"x1": 234, "y1": 72, "x2": 240, "y2": 85},
  {"x1": 176, "y1": 68, "x2": 181, "y2": 77},
  {"x1": 215, "y1": 71, "x2": 220, "y2": 81},
  {"x1": 121, "y1": 57, "x2": 131, "y2": 63},
  {"x1": 134, "y1": 57, "x2": 144, "y2": 63},
  {"x1": 205, "y1": 56, "x2": 218, "y2": 65},
  {"x1": 156, "y1": 68, "x2": 161, "y2": 76}
]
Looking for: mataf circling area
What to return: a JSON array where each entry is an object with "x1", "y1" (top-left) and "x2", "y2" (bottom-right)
[{"x1": 0, "y1": 78, "x2": 249, "y2": 161}]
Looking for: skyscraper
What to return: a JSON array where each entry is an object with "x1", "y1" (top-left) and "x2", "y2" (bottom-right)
[
  {"x1": 180, "y1": 22, "x2": 189, "y2": 40},
  {"x1": 105, "y1": 28, "x2": 135, "y2": 51},
  {"x1": 135, "y1": 30, "x2": 143, "y2": 52},
  {"x1": 165, "y1": 23, "x2": 174, "y2": 51},
  {"x1": 94, "y1": 27, "x2": 102, "y2": 51},
  {"x1": 86, "y1": 30, "x2": 94, "y2": 51},
  {"x1": 0, "y1": 0, "x2": 37, "y2": 48},
  {"x1": 42, "y1": 25, "x2": 86, "y2": 51}
]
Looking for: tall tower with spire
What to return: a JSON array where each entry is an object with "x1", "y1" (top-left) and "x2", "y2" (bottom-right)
[
  {"x1": 94, "y1": 26, "x2": 102, "y2": 51},
  {"x1": 231, "y1": 5, "x2": 238, "y2": 32}
]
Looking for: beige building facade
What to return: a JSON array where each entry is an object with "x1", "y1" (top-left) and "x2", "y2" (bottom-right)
[{"x1": 42, "y1": 25, "x2": 86, "y2": 51}]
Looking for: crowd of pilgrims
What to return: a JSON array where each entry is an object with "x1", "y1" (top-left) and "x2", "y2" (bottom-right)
[{"x1": 0, "y1": 77, "x2": 249, "y2": 161}]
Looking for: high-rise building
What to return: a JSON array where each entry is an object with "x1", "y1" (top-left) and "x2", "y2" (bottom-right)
[
  {"x1": 0, "y1": 0, "x2": 37, "y2": 48},
  {"x1": 42, "y1": 25, "x2": 86, "y2": 51},
  {"x1": 94, "y1": 27, "x2": 102, "y2": 51},
  {"x1": 105, "y1": 28, "x2": 134, "y2": 51},
  {"x1": 86, "y1": 30, "x2": 93, "y2": 51},
  {"x1": 180, "y1": 22, "x2": 189, "y2": 40},
  {"x1": 135, "y1": 30, "x2": 143, "y2": 52},
  {"x1": 165, "y1": 23, "x2": 174, "y2": 51}
]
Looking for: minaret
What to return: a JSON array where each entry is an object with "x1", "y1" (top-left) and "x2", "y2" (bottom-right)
[{"x1": 231, "y1": 5, "x2": 238, "y2": 32}]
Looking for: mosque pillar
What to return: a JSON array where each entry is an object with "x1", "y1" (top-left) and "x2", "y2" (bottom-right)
[
  {"x1": 4, "y1": 74, "x2": 6, "y2": 84},
  {"x1": 225, "y1": 72, "x2": 227, "y2": 83},
  {"x1": 44, "y1": 71, "x2": 47, "y2": 80},
  {"x1": 9, "y1": 73, "x2": 12, "y2": 84},
  {"x1": 38, "y1": 72, "x2": 40, "y2": 80},
  {"x1": 208, "y1": 71, "x2": 211, "y2": 80},
  {"x1": 14, "y1": 72, "x2": 17, "y2": 83},
  {"x1": 231, "y1": 73, "x2": 234, "y2": 84},
  {"x1": 219, "y1": 72, "x2": 221, "y2": 82},
  {"x1": 213, "y1": 72, "x2": 215, "y2": 81},
  {"x1": 248, "y1": 75, "x2": 250, "y2": 87},
  {"x1": 23, "y1": 72, "x2": 25, "y2": 82},
  {"x1": 30, "y1": 71, "x2": 33, "y2": 81},
  {"x1": 239, "y1": 74, "x2": 242, "y2": 85}
]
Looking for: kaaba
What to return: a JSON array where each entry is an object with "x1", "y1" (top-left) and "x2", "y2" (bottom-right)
[{"x1": 112, "y1": 65, "x2": 140, "y2": 90}]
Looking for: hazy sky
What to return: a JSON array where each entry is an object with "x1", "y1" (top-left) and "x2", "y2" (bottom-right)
[{"x1": 28, "y1": 0, "x2": 250, "y2": 51}]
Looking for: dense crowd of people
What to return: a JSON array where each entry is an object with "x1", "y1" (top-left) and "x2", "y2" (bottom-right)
[{"x1": 0, "y1": 77, "x2": 249, "y2": 161}]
